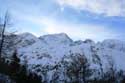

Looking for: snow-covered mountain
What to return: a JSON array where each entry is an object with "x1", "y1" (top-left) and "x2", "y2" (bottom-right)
[{"x1": 3, "y1": 33, "x2": 125, "y2": 82}]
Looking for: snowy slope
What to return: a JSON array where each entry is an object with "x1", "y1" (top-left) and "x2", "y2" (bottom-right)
[
  {"x1": 2, "y1": 33, "x2": 39, "y2": 57},
  {"x1": 3, "y1": 33, "x2": 125, "y2": 82},
  {"x1": 17, "y1": 32, "x2": 39, "y2": 48},
  {"x1": 16, "y1": 33, "x2": 125, "y2": 73}
]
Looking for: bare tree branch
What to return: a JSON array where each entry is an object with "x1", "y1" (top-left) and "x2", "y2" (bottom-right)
[{"x1": 0, "y1": 11, "x2": 11, "y2": 57}]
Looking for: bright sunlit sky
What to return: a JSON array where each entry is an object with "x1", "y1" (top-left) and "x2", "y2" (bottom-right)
[{"x1": 0, "y1": 0, "x2": 125, "y2": 41}]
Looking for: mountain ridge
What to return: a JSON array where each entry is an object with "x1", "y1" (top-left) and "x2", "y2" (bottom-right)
[{"x1": 2, "y1": 32, "x2": 125, "y2": 82}]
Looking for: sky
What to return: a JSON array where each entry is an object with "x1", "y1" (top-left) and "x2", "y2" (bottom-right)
[{"x1": 0, "y1": 0, "x2": 125, "y2": 41}]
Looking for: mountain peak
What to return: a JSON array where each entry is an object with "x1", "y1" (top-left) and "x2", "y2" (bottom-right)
[
  {"x1": 19, "y1": 32, "x2": 36, "y2": 38},
  {"x1": 39, "y1": 33, "x2": 73, "y2": 45}
]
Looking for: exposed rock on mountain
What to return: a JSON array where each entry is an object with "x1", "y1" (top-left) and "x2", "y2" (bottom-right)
[{"x1": 1, "y1": 33, "x2": 125, "y2": 82}]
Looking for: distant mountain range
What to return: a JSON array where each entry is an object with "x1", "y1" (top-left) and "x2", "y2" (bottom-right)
[{"x1": 1, "y1": 32, "x2": 125, "y2": 83}]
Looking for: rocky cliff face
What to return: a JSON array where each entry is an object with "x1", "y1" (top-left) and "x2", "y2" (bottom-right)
[{"x1": 1, "y1": 33, "x2": 125, "y2": 82}]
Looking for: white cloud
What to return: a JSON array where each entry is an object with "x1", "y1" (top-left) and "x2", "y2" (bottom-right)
[
  {"x1": 11, "y1": 10, "x2": 120, "y2": 41},
  {"x1": 41, "y1": 18, "x2": 118, "y2": 41},
  {"x1": 56, "y1": 0, "x2": 125, "y2": 16}
]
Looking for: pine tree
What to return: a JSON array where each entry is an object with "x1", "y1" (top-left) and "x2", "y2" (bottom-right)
[{"x1": 9, "y1": 50, "x2": 41, "y2": 83}]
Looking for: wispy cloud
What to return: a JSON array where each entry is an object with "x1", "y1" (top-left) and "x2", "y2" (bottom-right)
[
  {"x1": 12, "y1": 10, "x2": 119, "y2": 41},
  {"x1": 41, "y1": 18, "x2": 119, "y2": 41},
  {"x1": 56, "y1": 0, "x2": 125, "y2": 17},
  {"x1": 1, "y1": 0, "x2": 124, "y2": 41}
]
